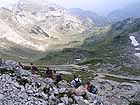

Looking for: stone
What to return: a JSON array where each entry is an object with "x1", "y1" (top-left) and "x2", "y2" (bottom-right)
[
  {"x1": 58, "y1": 80, "x2": 70, "y2": 88},
  {"x1": 58, "y1": 103, "x2": 65, "y2": 105},
  {"x1": 53, "y1": 87, "x2": 59, "y2": 94},
  {"x1": 46, "y1": 78, "x2": 54, "y2": 84},
  {"x1": 0, "y1": 94, "x2": 4, "y2": 99},
  {"x1": 74, "y1": 96, "x2": 89, "y2": 105},
  {"x1": 59, "y1": 88, "x2": 67, "y2": 93},
  {"x1": 68, "y1": 97, "x2": 74, "y2": 104},
  {"x1": 49, "y1": 93, "x2": 56, "y2": 100},
  {"x1": 75, "y1": 86, "x2": 86, "y2": 96},
  {"x1": 60, "y1": 94, "x2": 69, "y2": 104}
]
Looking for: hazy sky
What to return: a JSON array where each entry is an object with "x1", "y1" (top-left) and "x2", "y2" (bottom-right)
[
  {"x1": 0, "y1": 0, "x2": 139, "y2": 15},
  {"x1": 49, "y1": 0, "x2": 139, "y2": 15}
]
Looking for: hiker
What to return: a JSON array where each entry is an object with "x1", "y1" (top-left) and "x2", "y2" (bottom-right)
[
  {"x1": 87, "y1": 82, "x2": 97, "y2": 94},
  {"x1": 31, "y1": 63, "x2": 37, "y2": 74},
  {"x1": 71, "y1": 75, "x2": 82, "y2": 88},
  {"x1": 46, "y1": 67, "x2": 53, "y2": 78},
  {"x1": 16, "y1": 62, "x2": 24, "y2": 69},
  {"x1": 15, "y1": 62, "x2": 24, "y2": 77},
  {"x1": 53, "y1": 70, "x2": 56, "y2": 79},
  {"x1": 56, "y1": 73, "x2": 62, "y2": 83}
]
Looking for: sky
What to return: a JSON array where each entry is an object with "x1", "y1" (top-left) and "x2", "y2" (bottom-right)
[{"x1": 0, "y1": 0, "x2": 139, "y2": 16}]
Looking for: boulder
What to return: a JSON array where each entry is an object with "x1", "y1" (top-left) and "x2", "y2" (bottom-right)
[
  {"x1": 59, "y1": 88, "x2": 67, "y2": 94},
  {"x1": 5, "y1": 60, "x2": 17, "y2": 67},
  {"x1": 60, "y1": 94, "x2": 69, "y2": 104},
  {"x1": 58, "y1": 80, "x2": 70, "y2": 88},
  {"x1": 74, "y1": 96, "x2": 89, "y2": 105},
  {"x1": 75, "y1": 86, "x2": 86, "y2": 96}
]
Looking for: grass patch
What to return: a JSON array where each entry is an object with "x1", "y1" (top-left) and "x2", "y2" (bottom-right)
[
  {"x1": 79, "y1": 58, "x2": 103, "y2": 65},
  {"x1": 62, "y1": 70, "x2": 96, "y2": 85}
]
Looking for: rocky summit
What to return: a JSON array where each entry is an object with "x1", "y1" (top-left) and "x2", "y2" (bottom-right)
[{"x1": 0, "y1": 59, "x2": 140, "y2": 105}]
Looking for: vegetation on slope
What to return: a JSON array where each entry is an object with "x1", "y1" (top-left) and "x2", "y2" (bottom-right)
[{"x1": 36, "y1": 18, "x2": 140, "y2": 73}]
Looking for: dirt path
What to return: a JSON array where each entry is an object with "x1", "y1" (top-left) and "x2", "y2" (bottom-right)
[{"x1": 105, "y1": 73, "x2": 140, "y2": 81}]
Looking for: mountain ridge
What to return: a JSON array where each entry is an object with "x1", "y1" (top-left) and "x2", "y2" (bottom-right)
[
  {"x1": 108, "y1": 2, "x2": 140, "y2": 22},
  {"x1": 0, "y1": 0, "x2": 96, "y2": 61}
]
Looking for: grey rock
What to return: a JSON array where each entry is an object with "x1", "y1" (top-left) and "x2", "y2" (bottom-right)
[
  {"x1": 60, "y1": 94, "x2": 69, "y2": 105},
  {"x1": 59, "y1": 88, "x2": 67, "y2": 93}
]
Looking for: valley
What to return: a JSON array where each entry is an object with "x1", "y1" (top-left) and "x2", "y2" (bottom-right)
[{"x1": 0, "y1": 0, "x2": 140, "y2": 104}]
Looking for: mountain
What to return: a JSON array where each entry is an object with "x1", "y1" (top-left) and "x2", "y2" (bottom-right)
[
  {"x1": 108, "y1": 3, "x2": 140, "y2": 22},
  {"x1": 38, "y1": 18, "x2": 140, "y2": 76},
  {"x1": 0, "y1": 0, "x2": 96, "y2": 62},
  {"x1": 69, "y1": 8, "x2": 110, "y2": 26},
  {"x1": 81, "y1": 18, "x2": 140, "y2": 76}
]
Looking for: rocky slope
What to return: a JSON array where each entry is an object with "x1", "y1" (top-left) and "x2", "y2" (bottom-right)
[
  {"x1": 0, "y1": 0, "x2": 95, "y2": 61},
  {"x1": 0, "y1": 60, "x2": 140, "y2": 105}
]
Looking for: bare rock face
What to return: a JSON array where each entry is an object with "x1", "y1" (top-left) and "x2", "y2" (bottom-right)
[{"x1": 0, "y1": 0, "x2": 91, "y2": 60}]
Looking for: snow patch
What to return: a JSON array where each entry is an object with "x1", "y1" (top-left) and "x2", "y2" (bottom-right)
[{"x1": 129, "y1": 36, "x2": 139, "y2": 47}]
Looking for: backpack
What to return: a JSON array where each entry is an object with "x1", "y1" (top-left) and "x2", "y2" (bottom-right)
[
  {"x1": 74, "y1": 78, "x2": 81, "y2": 88},
  {"x1": 56, "y1": 74, "x2": 62, "y2": 81},
  {"x1": 32, "y1": 66, "x2": 37, "y2": 71},
  {"x1": 91, "y1": 85, "x2": 97, "y2": 94},
  {"x1": 87, "y1": 84, "x2": 92, "y2": 92}
]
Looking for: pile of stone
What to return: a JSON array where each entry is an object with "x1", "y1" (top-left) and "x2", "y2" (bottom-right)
[
  {"x1": 0, "y1": 59, "x2": 140, "y2": 105},
  {"x1": 0, "y1": 60, "x2": 103, "y2": 105}
]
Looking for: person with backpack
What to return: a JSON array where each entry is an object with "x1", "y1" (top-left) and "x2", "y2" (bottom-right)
[
  {"x1": 87, "y1": 82, "x2": 97, "y2": 94},
  {"x1": 55, "y1": 73, "x2": 62, "y2": 83},
  {"x1": 31, "y1": 63, "x2": 38, "y2": 74},
  {"x1": 15, "y1": 62, "x2": 24, "y2": 77},
  {"x1": 46, "y1": 67, "x2": 53, "y2": 78},
  {"x1": 16, "y1": 62, "x2": 24, "y2": 69},
  {"x1": 71, "y1": 75, "x2": 82, "y2": 88}
]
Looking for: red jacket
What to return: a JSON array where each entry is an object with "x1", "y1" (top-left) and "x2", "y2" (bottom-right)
[{"x1": 87, "y1": 84, "x2": 92, "y2": 92}]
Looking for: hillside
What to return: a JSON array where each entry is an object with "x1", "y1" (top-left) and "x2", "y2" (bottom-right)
[
  {"x1": 37, "y1": 18, "x2": 140, "y2": 76},
  {"x1": 69, "y1": 8, "x2": 110, "y2": 26},
  {"x1": 0, "y1": 1, "x2": 140, "y2": 104},
  {"x1": 0, "y1": 0, "x2": 96, "y2": 62}
]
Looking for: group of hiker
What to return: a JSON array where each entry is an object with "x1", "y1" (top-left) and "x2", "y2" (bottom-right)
[
  {"x1": 3, "y1": 60, "x2": 97, "y2": 95},
  {"x1": 30, "y1": 63, "x2": 63, "y2": 83},
  {"x1": 45, "y1": 67, "x2": 62, "y2": 83},
  {"x1": 71, "y1": 75, "x2": 97, "y2": 94}
]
